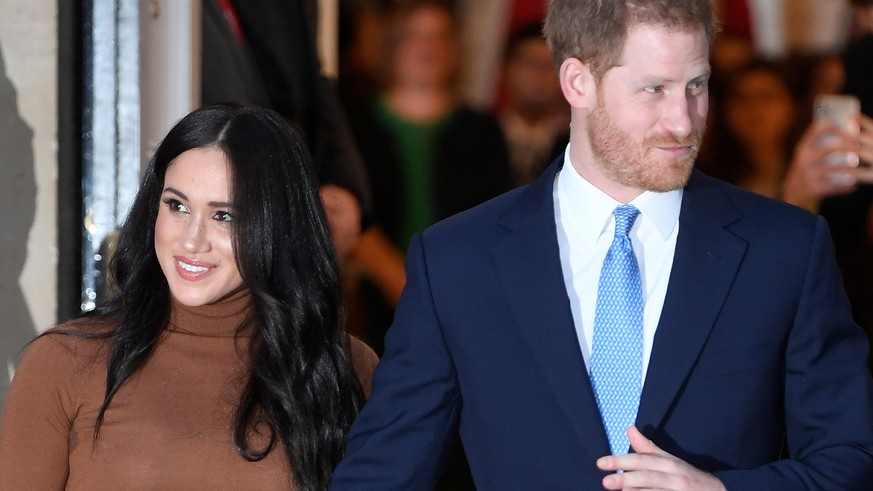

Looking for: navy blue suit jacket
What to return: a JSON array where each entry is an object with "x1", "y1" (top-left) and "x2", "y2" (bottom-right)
[{"x1": 331, "y1": 158, "x2": 873, "y2": 490}]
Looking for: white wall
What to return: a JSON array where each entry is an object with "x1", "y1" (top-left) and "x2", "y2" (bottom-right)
[
  {"x1": 140, "y1": 0, "x2": 199, "y2": 167},
  {"x1": 0, "y1": 1, "x2": 57, "y2": 405},
  {"x1": 0, "y1": 2, "x2": 57, "y2": 333}
]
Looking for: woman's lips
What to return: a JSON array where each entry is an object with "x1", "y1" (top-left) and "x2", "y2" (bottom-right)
[{"x1": 174, "y1": 256, "x2": 213, "y2": 280}]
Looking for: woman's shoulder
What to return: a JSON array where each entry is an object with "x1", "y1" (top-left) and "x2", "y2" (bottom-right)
[
  {"x1": 4, "y1": 319, "x2": 112, "y2": 424},
  {"x1": 26, "y1": 317, "x2": 114, "y2": 366},
  {"x1": 346, "y1": 335, "x2": 379, "y2": 398}
]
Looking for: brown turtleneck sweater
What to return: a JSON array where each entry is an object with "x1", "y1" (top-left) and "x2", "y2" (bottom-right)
[{"x1": 0, "y1": 289, "x2": 377, "y2": 490}]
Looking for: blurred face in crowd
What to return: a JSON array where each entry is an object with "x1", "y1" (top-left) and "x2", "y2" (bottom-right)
[
  {"x1": 724, "y1": 67, "x2": 795, "y2": 151},
  {"x1": 577, "y1": 23, "x2": 710, "y2": 200},
  {"x1": 505, "y1": 36, "x2": 565, "y2": 120},
  {"x1": 711, "y1": 32, "x2": 755, "y2": 76},
  {"x1": 392, "y1": 5, "x2": 458, "y2": 88},
  {"x1": 808, "y1": 55, "x2": 845, "y2": 101},
  {"x1": 155, "y1": 147, "x2": 244, "y2": 306}
]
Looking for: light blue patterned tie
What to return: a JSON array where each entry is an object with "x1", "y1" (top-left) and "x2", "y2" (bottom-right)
[{"x1": 590, "y1": 204, "x2": 643, "y2": 456}]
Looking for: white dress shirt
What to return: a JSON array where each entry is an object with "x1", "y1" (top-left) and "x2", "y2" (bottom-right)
[{"x1": 554, "y1": 147, "x2": 682, "y2": 382}]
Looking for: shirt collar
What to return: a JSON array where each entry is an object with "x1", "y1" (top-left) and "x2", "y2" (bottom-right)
[{"x1": 557, "y1": 146, "x2": 682, "y2": 245}]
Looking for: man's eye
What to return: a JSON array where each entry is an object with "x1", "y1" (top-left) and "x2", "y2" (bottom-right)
[
  {"x1": 645, "y1": 86, "x2": 663, "y2": 94},
  {"x1": 688, "y1": 80, "x2": 708, "y2": 94}
]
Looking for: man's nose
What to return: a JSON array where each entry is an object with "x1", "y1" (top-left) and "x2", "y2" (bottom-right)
[{"x1": 662, "y1": 92, "x2": 694, "y2": 138}]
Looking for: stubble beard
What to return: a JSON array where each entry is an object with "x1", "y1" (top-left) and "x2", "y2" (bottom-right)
[{"x1": 588, "y1": 101, "x2": 702, "y2": 193}]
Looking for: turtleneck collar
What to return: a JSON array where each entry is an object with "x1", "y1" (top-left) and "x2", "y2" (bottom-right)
[{"x1": 168, "y1": 287, "x2": 253, "y2": 338}]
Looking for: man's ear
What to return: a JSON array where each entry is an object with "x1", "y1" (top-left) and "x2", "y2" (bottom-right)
[{"x1": 559, "y1": 57, "x2": 596, "y2": 110}]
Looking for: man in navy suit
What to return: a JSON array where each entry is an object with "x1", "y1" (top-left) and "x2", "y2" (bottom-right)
[{"x1": 330, "y1": 0, "x2": 873, "y2": 489}]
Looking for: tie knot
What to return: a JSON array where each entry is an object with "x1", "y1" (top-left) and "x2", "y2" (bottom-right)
[{"x1": 613, "y1": 205, "x2": 640, "y2": 237}]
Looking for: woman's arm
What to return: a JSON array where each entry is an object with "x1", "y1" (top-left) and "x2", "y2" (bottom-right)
[{"x1": 0, "y1": 334, "x2": 79, "y2": 489}]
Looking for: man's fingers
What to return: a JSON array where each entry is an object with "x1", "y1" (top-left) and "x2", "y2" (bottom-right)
[
  {"x1": 596, "y1": 427, "x2": 668, "y2": 471},
  {"x1": 597, "y1": 450, "x2": 672, "y2": 473},
  {"x1": 628, "y1": 425, "x2": 667, "y2": 456},
  {"x1": 603, "y1": 468, "x2": 673, "y2": 490},
  {"x1": 598, "y1": 429, "x2": 726, "y2": 491}
]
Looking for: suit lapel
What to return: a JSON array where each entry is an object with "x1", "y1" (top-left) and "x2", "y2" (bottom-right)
[
  {"x1": 490, "y1": 164, "x2": 747, "y2": 455},
  {"x1": 636, "y1": 172, "x2": 748, "y2": 432},
  {"x1": 491, "y1": 158, "x2": 611, "y2": 461}
]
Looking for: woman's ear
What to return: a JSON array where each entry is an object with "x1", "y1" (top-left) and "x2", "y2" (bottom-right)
[{"x1": 559, "y1": 57, "x2": 596, "y2": 110}]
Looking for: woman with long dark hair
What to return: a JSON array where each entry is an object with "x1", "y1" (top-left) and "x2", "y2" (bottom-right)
[{"x1": 0, "y1": 104, "x2": 376, "y2": 490}]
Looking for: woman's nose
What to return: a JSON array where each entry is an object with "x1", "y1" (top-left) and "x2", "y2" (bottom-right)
[{"x1": 181, "y1": 219, "x2": 210, "y2": 253}]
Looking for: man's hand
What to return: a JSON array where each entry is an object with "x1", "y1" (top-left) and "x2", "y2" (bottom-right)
[{"x1": 596, "y1": 426, "x2": 726, "y2": 491}]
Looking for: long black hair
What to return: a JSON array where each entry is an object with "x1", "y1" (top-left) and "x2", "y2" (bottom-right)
[{"x1": 82, "y1": 103, "x2": 363, "y2": 490}]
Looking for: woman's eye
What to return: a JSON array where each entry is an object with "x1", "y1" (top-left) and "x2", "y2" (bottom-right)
[
  {"x1": 213, "y1": 210, "x2": 234, "y2": 223},
  {"x1": 162, "y1": 198, "x2": 189, "y2": 214}
]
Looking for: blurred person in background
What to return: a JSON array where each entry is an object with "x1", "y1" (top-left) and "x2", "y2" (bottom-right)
[
  {"x1": 699, "y1": 59, "x2": 805, "y2": 198},
  {"x1": 709, "y1": 29, "x2": 755, "y2": 82},
  {"x1": 338, "y1": 0, "x2": 393, "y2": 113},
  {"x1": 843, "y1": 0, "x2": 873, "y2": 116},
  {"x1": 498, "y1": 22, "x2": 569, "y2": 187},
  {"x1": 346, "y1": 2, "x2": 509, "y2": 487},
  {"x1": 699, "y1": 58, "x2": 873, "y2": 212},
  {"x1": 347, "y1": 0, "x2": 509, "y2": 353},
  {"x1": 202, "y1": 0, "x2": 372, "y2": 260},
  {"x1": 817, "y1": 0, "x2": 873, "y2": 373},
  {"x1": 802, "y1": 53, "x2": 847, "y2": 111},
  {"x1": 820, "y1": 0, "x2": 873, "y2": 260}
]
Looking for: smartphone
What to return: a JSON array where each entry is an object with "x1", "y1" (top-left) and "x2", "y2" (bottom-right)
[
  {"x1": 814, "y1": 95, "x2": 861, "y2": 167},
  {"x1": 814, "y1": 95, "x2": 861, "y2": 133}
]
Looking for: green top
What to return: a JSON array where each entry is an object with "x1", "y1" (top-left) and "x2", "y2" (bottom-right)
[{"x1": 375, "y1": 97, "x2": 453, "y2": 251}]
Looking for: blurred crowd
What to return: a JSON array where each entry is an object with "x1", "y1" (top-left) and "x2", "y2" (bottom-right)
[
  {"x1": 334, "y1": 0, "x2": 568, "y2": 360},
  {"x1": 334, "y1": 0, "x2": 873, "y2": 374},
  {"x1": 201, "y1": 0, "x2": 873, "y2": 381}
]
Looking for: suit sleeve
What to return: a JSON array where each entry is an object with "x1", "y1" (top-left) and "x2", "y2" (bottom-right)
[
  {"x1": 330, "y1": 234, "x2": 461, "y2": 490},
  {"x1": 714, "y1": 217, "x2": 873, "y2": 490},
  {"x1": 0, "y1": 335, "x2": 78, "y2": 489}
]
